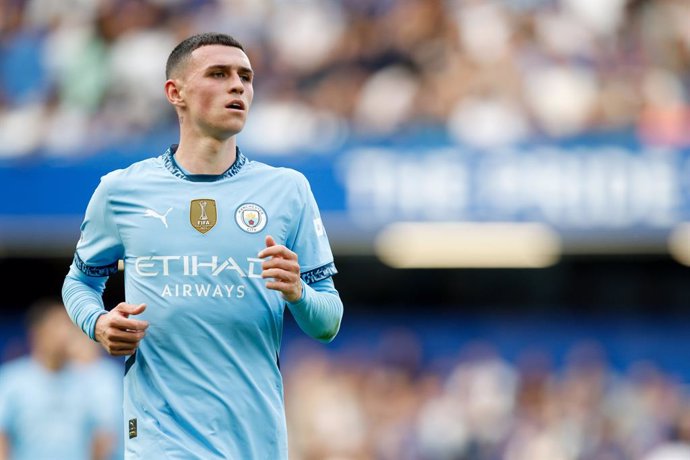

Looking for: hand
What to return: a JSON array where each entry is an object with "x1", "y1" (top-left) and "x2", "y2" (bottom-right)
[
  {"x1": 94, "y1": 303, "x2": 148, "y2": 356},
  {"x1": 258, "y1": 235, "x2": 303, "y2": 303}
]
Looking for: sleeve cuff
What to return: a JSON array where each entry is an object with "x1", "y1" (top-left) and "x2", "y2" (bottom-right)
[
  {"x1": 88, "y1": 310, "x2": 108, "y2": 341},
  {"x1": 300, "y1": 262, "x2": 337, "y2": 285}
]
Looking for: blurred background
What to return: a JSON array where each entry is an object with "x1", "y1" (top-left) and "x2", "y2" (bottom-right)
[{"x1": 0, "y1": 0, "x2": 689, "y2": 459}]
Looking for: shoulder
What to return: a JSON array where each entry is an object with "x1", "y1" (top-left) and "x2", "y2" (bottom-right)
[
  {"x1": 245, "y1": 160, "x2": 310, "y2": 191},
  {"x1": 0, "y1": 357, "x2": 34, "y2": 384},
  {"x1": 95, "y1": 157, "x2": 162, "y2": 192},
  {"x1": 101, "y1": 157, "x2": 161, "y2": 183}
]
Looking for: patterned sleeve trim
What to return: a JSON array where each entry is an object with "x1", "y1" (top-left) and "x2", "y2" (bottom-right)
[
  {"x1": 301, "y1": 262, "x2": 338, "y2": 285},
  {"x1": 74, "y1": 252, "x2": 119, "y2": 277}
]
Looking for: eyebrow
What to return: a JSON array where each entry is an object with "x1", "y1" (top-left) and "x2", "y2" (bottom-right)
[{"x1": 206, "y1": 64, "x2": 254, "y2": 76}]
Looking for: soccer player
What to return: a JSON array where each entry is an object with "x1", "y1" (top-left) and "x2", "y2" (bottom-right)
[
  {"x1": 68, "y1": 323, "x2": 124, "y2": 460},
  {"x1": 0, "y1": 299, "x2": 116, "y2": 460},
  {"x1": 62, "y1": 33, "x2": 343, "y2": 459}
]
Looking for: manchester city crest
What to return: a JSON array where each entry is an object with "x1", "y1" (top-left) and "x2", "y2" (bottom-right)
[{"x1": 235, "y1": 203, "x2": 267, "y2": 233}]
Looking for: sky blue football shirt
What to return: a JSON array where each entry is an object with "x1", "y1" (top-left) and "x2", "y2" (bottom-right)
[
  {"x1": 63, "y1": 146, "x2": 339, "y2": 459},
  {"x1": 0, "y1": 357, "x2": 107, "y2": 460}
]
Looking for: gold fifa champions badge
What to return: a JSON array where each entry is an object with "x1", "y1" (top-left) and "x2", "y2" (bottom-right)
[{"x1": 190, "y1": 199, "x2": 217, "y2": 234}]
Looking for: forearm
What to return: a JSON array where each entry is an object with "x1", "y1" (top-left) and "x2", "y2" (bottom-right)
[
  {"x1": 62, "y1": 266, "x2": 108, "y2": 340},
  {"x1": 0, "y1": 432, "x2": 9, "y2": 460},
  {"x1": 91, "y1": 431, "x2": 114, "y2": 460},
  {"x1": 287, "y1": 278, "x2": 343, "y2": 343}
]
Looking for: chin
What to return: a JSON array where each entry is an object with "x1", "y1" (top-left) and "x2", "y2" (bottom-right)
[
  {"x1": 225, "y1": 122, "x2": 246, "y2": 137},
  {"x1": 207, "y1": 123, "x2": 245, "y2": 140}
]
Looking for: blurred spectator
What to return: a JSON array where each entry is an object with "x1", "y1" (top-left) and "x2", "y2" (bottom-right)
[
  {"x1": 644, "y1": 404, "x2": 690, "y2": 460},
  {"x1": 0, "y1": 0, "x2": 688, "y2": 158},
  {"x1": 282, "y1": 335, "x2": 690, "y2": 460},
  {"x1": 0, "y1": 299, "x2": 117, "y2": 460}
]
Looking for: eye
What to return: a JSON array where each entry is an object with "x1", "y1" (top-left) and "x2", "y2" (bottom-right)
[
  {"x1": 240, "y1": 74, "x2": 253, "y2": 83},
  {"x1": 211, "y1": 71, "x2": 226, "y2": 78}
]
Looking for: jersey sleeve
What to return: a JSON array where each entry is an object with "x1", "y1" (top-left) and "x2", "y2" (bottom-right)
[
  {"x1": 286, "y1": 277, "x2": 343, "y2": 342},
  {"x1": 62, "y1": 175, "x2": 124, "y2": 339},
  {"x1": 73, "y1": 175, "x2": 124, "y2": 276},
  {"x1": 286, "y1": 174, "x2": 338, "y2": 284}
]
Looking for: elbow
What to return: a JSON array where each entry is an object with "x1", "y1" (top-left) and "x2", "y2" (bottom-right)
[
  {"x1": 314, "y1": 317, "x2": 342, "y2": 343},
  {"x1": 315, "y1": 332, "x2": 336, "y2": 344}
]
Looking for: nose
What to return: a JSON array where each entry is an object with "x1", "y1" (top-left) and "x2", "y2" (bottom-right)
[{"x1": 229, "y1": 72, "x2": 244, "y2": 94}]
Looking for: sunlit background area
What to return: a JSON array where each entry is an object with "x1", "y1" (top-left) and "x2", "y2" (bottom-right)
[{"x1": 1, "y1": 0, "x2": 689, "y2": 459}]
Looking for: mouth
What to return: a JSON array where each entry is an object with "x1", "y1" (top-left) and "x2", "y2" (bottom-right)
[{"x1": 225, "y1": 100, "x2": 245, "y2": 111}]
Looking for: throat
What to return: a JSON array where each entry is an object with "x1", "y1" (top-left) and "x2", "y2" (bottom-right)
[{"x1": 173, "y1": 142, "x2": 237, "y2": 175}]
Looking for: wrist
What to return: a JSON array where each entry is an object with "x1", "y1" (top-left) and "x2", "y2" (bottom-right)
[
  {"x1": 286, "y1": 281, "x2": 306, "y2": 304},
  {"x1": 92, "y1": 311, "x2": 108, "y2": 342}
]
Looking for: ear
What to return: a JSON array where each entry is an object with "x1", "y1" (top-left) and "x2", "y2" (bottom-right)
[{"x1": 165, "y1": 79, "x2": 185, "y2": 108}]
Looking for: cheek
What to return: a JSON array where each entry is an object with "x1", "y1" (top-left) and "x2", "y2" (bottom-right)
[
  {"x1": 196, "y1": 93, "x2": 215, "y2": 112},
  {"x1": 246, "y1": 87, "x2": 255, "y2": 108},
  {"x1": 188, "y1": 87, "x2": 215, "y2": 113}
]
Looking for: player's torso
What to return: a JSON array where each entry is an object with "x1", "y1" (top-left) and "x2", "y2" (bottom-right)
[
  {"x1": 115, "y1": 157, "x2": 292, "y2": 459},
  {"x1": 111, "y1": 160, "x2": 297, "y2": 343}
]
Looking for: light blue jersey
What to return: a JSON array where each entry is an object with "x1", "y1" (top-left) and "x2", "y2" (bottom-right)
[
  {"x1": 0, "y1": 357, "x2": 105, "y2": 460},
  {"x1": 62, "y1": 145, "x2": 342, "y2": 459},
  {"x1": 75, "y1": 357, "x2": 124, "y2": 460}
]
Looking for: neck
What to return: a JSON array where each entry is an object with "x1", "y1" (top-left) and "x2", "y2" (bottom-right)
[
  {"x1": 33, "y1": 350, "x2": 65, "y2": 372},
  {"x1": 174, "y1": 136, "x2": 238, "y2": 175}
]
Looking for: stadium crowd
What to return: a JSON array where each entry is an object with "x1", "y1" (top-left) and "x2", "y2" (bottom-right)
[
  {"x1": 0, "y1": 0, "x2": 689, "y2": 158},
  {"x1": 4, "y1": 317, "x2": 690, "y2": 460},
  {"x1": 283, "y1": 335, "x2": 690, "y2": 460}
]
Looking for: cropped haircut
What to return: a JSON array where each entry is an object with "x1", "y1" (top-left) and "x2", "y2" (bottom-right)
[
  {"x1": 166, "y1": 32, "x2": 246, "y2": 79},
  {"x1": 25, "y1": 298, "x2": 64, "y2": 330}
]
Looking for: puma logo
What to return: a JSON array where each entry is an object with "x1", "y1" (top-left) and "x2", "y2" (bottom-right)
[{"x1": 143, "y1": 207, "x2": 173, "y2": 228}]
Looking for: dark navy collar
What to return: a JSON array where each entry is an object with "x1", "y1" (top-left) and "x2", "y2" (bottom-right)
[{"x1": 161, "y1": 144, "x2": 247, "y2": 182}]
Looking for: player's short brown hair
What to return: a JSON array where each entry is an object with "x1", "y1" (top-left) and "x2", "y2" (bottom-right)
[{"x1": 166, "y1": 32, "x2": 246, "y2": 79}]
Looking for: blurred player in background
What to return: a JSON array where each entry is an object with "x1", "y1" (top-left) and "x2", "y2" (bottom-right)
[
  {"x1": 68, "y1": 325, "x2": 124, "y2": 460},
  {"x1": 62, "y1": 32, "x2": 343, "y2": 459},
  {"x1": 0, "y1": 299, "x2": 116, "y2": 460}
]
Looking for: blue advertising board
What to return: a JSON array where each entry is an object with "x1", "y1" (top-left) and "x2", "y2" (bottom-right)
[{"x1": 1, "y1": 136, "x2": 688, "y2": 254}]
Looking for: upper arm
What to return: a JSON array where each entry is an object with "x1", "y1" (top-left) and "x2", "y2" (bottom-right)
[
  {"x1": 71, "y1": 176, "x2": 124, "y2": 278},
  {"x1": 63, "y1": 176, "x2": 123, "y2": 338},
  {"x1": 286, "y1": 174, "x2": 338, "y2": 285}
]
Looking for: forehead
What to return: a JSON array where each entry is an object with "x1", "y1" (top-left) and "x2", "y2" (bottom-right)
[{"x1": 188, "y1": 45, "x2": 252, "y2": 71}]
